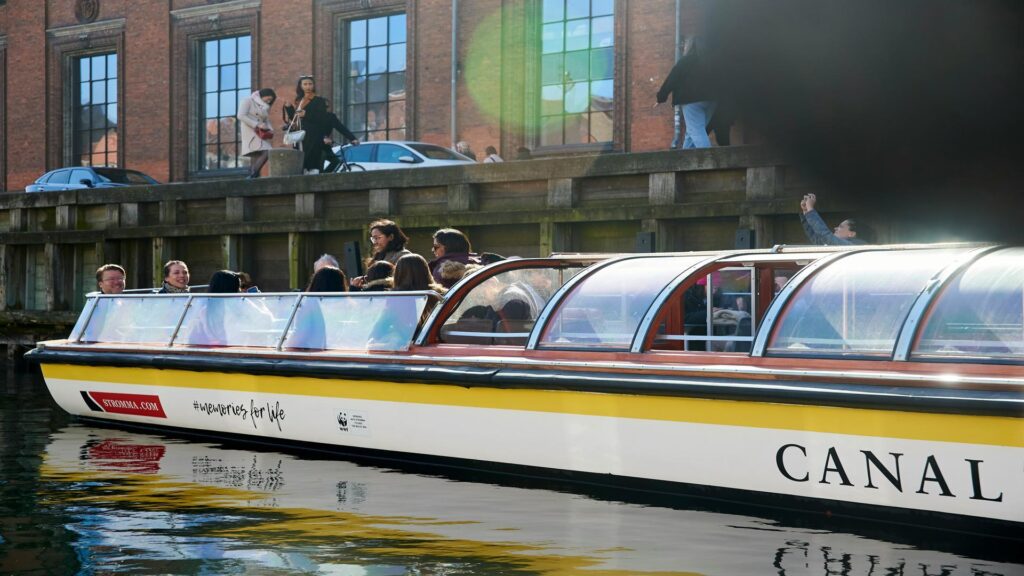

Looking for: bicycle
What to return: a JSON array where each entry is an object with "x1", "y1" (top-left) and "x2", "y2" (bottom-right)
[{"x1": 327, "y1": 144, "x2": 365, "y2": 173}]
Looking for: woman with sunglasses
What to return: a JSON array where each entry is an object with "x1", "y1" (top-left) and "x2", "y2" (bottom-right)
[
  {"x1": 283, "y1": 75, "x2": 360, "y2": 174},
  {"x1": 428, "y1": 228, "x2": 482, "y2": 289}
]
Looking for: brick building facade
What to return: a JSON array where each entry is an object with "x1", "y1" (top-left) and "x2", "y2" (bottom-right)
[{"x1": 0, "y1": 0, "x2": 705, "y2": 192}]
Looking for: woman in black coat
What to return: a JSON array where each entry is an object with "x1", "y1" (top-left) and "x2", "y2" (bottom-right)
[{"x1": 283, "y1": 75, "x2": 360, "y2": 174}]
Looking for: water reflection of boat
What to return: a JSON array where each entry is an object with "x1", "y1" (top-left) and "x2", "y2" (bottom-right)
[
  {"x1": 41, "y1": 426, "x2": 1023, "y2": 574},
  {"x1": 27, "y1": 246, "x2": 1024, "y2": 538}
]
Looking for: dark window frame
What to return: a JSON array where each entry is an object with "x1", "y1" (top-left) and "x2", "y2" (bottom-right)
[
  {"x1": 198, "y1": 34, "x2": 253, "y2": 173},
  {"x1": 317, "y1": 0, "x2": 414, "y2": 142},
  {"x1": 46, "y1": 20, "x2": 124, "y2": 172},
  {"x1": 72, "y1": 51, "x2": 119, "y2": 168},
  {"x1": 170, "y1": 4, "x2": 258, "y2": 182},
  {"x1": 341, "y1": 12, "x2": 408, "y2": 142}
]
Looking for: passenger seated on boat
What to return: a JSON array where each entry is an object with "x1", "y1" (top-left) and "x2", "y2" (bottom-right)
[
  {"x1": 439, "y1": 276, "x2": 505, "y2": 343},
  {"x1": 498, "y1": 298, "x2": 531, "y2": 322},
  {"x1": 719, "y1": 310, "x2": 752, "y2": 352},
  {"x1": 499, "y1": 269, "x2": 554, "y2": 318},
  {"x1": 461, "y1": 304, "x2": 499, "y2": 322},
  {"x1": 287, "y1": 267, "x2": 348, "y2": 350},
  {"x1": 183, "y1": 271, "x2": 240, "y2": 346},
  {"x1": 394, "y1": 253, "x2": 446, "y2": 326},
  {"x1": 682, "y1": 281, "x2": 722, "y2": 351}
]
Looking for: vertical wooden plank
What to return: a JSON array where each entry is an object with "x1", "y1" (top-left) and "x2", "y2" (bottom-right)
[
  {"x1": 222, "y1": 235, "x2": 241, "y2": 272},
  {"x1": 649, "y1": 172, "x2": 681, "y2": 205},
  {"x1": 547, "y1": 178, "x2": 578, "y2": 209},
  {"x1": 288, "y1": 232, "x2": 305, "y2": 291},
  {"x1": 44, "y1": 243, "x2": 60, "y2": 311},
  {"x1": 540, "y1": 221, "x2": 574, "y2": 255},
  {"x1": 0, "y1": 244, "x2": 10, "y2": 311},
  {"x1": 152, "y1": 238, "x2": 172, "y2": 288}
]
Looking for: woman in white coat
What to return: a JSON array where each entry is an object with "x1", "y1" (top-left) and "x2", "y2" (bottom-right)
[{"x1": 237, "y1": 88, "x2": 276, "y2": 179}]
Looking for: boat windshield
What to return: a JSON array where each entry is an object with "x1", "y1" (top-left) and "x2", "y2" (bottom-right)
[
  {"x1": 79, "y1": 295, "x2": 190, "y2": 345},
  {"x1": 913, "y1": 247, "x2": 1024, "y2": 361},
  {"x1": 71, "y1": 292, "x2": 436, "y2": 353},
  {"x1": 766, "y1": 248, "x2": 965, "y2": 358},
  {"x1": 538, "y1": 256, "x2": 706, "y2": 350}
]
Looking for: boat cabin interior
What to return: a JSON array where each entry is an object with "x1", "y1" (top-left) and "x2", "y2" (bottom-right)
[{"x1": 54, "y1": 245, "x2": 1023, "y2": 374}]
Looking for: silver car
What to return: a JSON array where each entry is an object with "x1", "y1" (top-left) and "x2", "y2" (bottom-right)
[{"x1": 331, "y1": 141, "x2": 475, "y2": 172}]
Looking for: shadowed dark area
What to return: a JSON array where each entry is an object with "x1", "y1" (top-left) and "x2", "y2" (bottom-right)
[{"x1": 704, "y1": 0, "x2": 1024, "y2": 242}]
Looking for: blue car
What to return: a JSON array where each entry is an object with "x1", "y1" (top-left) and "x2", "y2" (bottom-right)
[{"x1": 26, "y1": 167, "x2": 159, "y2": 192}]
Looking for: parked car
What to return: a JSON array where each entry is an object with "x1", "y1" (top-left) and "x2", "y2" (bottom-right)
[
  {"x1": 25, "y1": 167, "x2": 159, "y2": 192},
  {"x1": 330, "y1": 141, "x2": 475, "y2": 172}
]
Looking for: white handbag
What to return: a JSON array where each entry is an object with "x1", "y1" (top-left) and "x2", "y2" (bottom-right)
[
  {"x1": 283, "y1": 128, "x2": 305, "y2": 146},
  {"x1": 282, "y1": 106, "x2": 306, "y2": 146}
]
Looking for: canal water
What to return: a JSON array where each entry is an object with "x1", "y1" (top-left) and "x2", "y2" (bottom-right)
[{"x1": 1, "y1": 364, "x2": 1021, "y2": 575}]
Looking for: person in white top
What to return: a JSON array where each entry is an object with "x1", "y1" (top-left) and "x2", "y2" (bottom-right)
[{"x1": 482, "y1": 145, "x2": 503, "y2": 163}]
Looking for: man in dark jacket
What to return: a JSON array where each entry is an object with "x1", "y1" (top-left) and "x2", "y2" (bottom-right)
[
  {"x1": 799, "y1": 193, "x2": 867, "y2": 246},
  {"x1": 654, "y1": 37, "x2": 717, "y2": 149}
]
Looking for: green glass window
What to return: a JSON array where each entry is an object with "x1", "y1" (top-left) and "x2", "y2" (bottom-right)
[{"x1": 540, "y1": 0, "x2": 614, "y2": 146}]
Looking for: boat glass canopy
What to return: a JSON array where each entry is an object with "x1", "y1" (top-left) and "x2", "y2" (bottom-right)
[
  {"x1": 55, "y1": 245, "x2": 1023, "y2": 364},
  {"x1": 72, "y1": 292, "x2": 436, "y2": 352},
  {"x1": 538, "y1": 256, "x2": 706, "y2": 350},
  {"x1": 439, "y1": 265, "x2": 587, "y2": 345},
  {"x1": 765, "y1": 248, "x2": 964, "y2": 357},
  {"x1": 913, "y1": 247, "x2": 1024, "y2": 360}
]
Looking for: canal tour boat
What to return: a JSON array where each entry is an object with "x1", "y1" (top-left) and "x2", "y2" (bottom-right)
[{"x1": 27, "y1": 244, "x2": 1024, "y2": 539}]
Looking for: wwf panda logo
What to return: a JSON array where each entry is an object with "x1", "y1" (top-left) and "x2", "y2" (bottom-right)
[{"x1": 337, "y1": 412, "x2": 348, "y2": 430}]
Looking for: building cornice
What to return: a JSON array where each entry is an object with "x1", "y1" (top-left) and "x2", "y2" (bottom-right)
[
  {"x1": 171, "y1": 0, "x2": 261, "y2": 21},
  {"x1": 46, "y1": 18, "x2": 125, "y2": 40}
]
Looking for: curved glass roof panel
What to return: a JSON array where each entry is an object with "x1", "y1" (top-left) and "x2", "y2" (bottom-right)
[
  {"x1": 766, "y1": 249, "x2": 964, "y2": 358},
  {"x1": 439, "y1": 264, "x2": 588, "y2": 346},
  {"x1": 538, "y1": 256, "x2": 705, "y2": 350},
  {"x1": 913, "y1": 247, "x2": 1024, "y2": 361}
]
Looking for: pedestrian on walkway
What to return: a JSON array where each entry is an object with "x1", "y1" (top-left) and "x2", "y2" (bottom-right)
[
  {"x1": 655, "y1": 37, "x2": 717, "y2": 149},
  {"x1": 238, "y1": 88, "x2": 276, "y2": 179}
]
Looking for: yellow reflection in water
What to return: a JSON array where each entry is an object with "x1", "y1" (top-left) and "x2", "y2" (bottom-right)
[{"x1": 40, "y1": 465, "x2": 700, "y2": 576}]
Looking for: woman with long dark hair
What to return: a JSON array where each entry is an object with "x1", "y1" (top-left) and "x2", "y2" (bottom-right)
[
  {"x1": 237, "y1": 88, "x2": 276, "y2": 179},
  {"x1": 305, "y1": 267, "x2": 348, "y2": 292},
  {"x1": 428, "y1": 228, "x2": 481, "y2": 289},
  {"x1": 369, "y1": 254, "x2": 445, "y2": 343},
  {"x1": 351, "y1": 219, "x2": 411, "y2": 289},
  {"x1": 283, "y1": 75, "x2": 359, "y2": 174}
]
